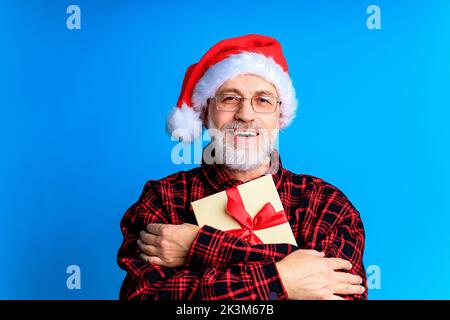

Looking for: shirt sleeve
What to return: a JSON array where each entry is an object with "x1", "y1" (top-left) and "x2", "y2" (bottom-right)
[
  {"x1": 119, "y1": 257, "x2": 287, "y2": 300},
  {"x1": 185, "y1": 225, "x2": 298, "y2": 270},
  {"x1": 307, "y1": 187, "x2": 367, "y2": 300},
  {"x1": 327, "y1": 204, "x2": 367, "y2": 300},
  {"x1": 117, "y1": 181, "x2": 288, "y2": 300}
]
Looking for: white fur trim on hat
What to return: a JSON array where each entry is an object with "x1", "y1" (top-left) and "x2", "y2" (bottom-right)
[
  {"x1": 166, "y1": 103, "x2": 202, "y2": 143},
  {"x1": 192, "y1": 52, "x2": 297, "y2": 128}
]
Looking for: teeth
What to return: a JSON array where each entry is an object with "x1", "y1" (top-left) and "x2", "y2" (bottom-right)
[{"x1": 235, "y1": 131, "x2": 257, "y2": 137}]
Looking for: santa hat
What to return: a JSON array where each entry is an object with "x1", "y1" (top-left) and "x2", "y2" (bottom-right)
[{"x1": 166, "y1": 34, "x2": 297, "y2": 143}]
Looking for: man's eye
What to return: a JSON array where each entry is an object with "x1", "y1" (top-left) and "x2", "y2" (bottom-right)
[
  {"x1": 257, "y1": 97, "x2": 272, "y2": 105},
  {"x1": 222, "y1": 96, "x2": 240, "y2": 103}
]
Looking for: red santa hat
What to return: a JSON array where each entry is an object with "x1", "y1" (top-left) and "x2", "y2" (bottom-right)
[{"x1": 166, "y1": 34, "x2": 297, "y2": 143}]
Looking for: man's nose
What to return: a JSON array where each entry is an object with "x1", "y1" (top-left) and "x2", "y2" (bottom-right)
[{"x1": 234, "y1": 98, "x2": 256, "y2": 122}]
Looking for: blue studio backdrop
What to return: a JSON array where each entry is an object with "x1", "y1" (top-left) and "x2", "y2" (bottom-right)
[{"x1": 1, "y1": 0, "x2": 450, "y2": 299}]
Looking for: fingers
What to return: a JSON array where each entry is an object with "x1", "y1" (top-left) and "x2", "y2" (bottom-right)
[
  {"x1": 140, "y1": 253, "x2": 165, "y2": 266},
  {"x1": 334, "y1": 272, "x2": 363, "y2": 285},
  {"x1": 140, "y1": 230, "x2": 160, "y2": 246},
  {"x1": 146, "y1": 223, "x2": 165, "y2": 235},
  {"x1": 297, "y1": 249, "x2": 325, "y2": 257},
  {"x1": 146, "y1": 223, "x2": 164, "y2": 235},
  {"x1": 328, "y1": 283, "x2": 365, "y2": 296},
  {"x1": 137, "y1": 239, "x2": 158, "y2": 256},
  {"x1": 327, "y1": 258, "x2": 352, "y2": 271}
]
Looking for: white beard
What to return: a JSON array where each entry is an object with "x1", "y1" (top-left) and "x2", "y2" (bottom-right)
[{"x1": 207, "y1": 113, "x2": 279, "y2": 171}]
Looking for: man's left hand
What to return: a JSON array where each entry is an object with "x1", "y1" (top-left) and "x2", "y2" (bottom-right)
[{"x1": 138, "y1": 223, "x2": 200, "y2": 267}]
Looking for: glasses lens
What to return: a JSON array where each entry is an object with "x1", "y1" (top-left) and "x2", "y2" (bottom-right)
[
  {"x1": 216, "y1": 94, "x2": 240, "y2": 111},
  {"x1": 215, "y1": 94, "x2": 279, "y2": 113},
  {"x1": 252, "y1": 96, "x2": 278, "y2": 113}
]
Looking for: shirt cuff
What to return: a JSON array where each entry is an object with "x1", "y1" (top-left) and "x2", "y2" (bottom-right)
[
  {"x1": 185, "y1": 225, "x2": 226, "y2": 270},
  {"x1": 246, "y1": 260, "x2": 289, "y2": 300}
]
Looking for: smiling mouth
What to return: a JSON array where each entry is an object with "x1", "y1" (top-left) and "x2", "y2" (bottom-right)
[{"x1": 232, "y1": 129, "x2": 259, "y2": 138}]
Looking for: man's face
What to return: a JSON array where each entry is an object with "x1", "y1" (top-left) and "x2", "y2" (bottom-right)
[{"x1": 206, "y1": 74, "x2": 281, "y2": 171}]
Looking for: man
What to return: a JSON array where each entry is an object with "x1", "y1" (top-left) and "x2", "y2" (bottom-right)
[{"x1": 117, "y1": 34, "x2": 367, "y2": 300}]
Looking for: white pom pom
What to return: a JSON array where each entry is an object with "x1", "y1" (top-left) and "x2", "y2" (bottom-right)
[{"x1": 166, "y1": 103, "x2": 202, "y2": 143}]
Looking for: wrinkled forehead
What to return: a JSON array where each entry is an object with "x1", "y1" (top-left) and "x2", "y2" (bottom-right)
[{"x1": 215, "y1": 74, "x2": 278, "y2": 97}]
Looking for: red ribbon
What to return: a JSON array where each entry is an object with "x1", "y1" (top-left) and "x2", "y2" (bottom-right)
[{"x1": 225, "y1": 186, "x2": 288, "y2": 244}]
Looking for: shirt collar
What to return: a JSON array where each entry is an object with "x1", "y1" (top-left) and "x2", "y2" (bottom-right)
[{"x1": 200, "y1": 147, "x2": 284, "y2": 192}]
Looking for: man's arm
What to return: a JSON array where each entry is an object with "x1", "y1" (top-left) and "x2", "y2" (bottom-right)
[
  {"x1": 185, "y1": 225, "x2": 298, "y2": 270},
  {"x1": 327, "y1": 205, "x2": 367, "y2": 300},
  {"x1": 187, "y1": 186, "x2": 367, "y2": 300},
  {"x1": 120, "y1": 219, "x2": 362, "y2": 301},
  {"x1": 121, "y1": 180, "x2": 366, "y2": 300},
  {"x1": 119, "y1": 254, "x2": 286, "y2": 300},
  {"x1": 304, "y1": 190, "x2": 367, "y2": 300},
  {"x1": 117, "y1": 181, "x2": 288, "y2": 300}
]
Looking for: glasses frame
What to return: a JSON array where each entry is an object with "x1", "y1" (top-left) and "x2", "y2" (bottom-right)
[{"x1": 211, "y1": 94, "x2": 282, "y2": 114}]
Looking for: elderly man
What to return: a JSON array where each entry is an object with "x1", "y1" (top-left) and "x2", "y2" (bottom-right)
[{"x1": 117, "y1": 34, "x2": 367, "y2": 300}]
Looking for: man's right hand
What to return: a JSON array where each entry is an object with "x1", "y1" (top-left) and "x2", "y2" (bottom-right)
[{"x1": 275, "y1": 249, "x2": 365, "y2": 300}]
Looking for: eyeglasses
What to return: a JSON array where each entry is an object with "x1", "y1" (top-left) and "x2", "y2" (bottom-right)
[{"x1": 211, "y1": 94, "x2": 281, "y2": 114}]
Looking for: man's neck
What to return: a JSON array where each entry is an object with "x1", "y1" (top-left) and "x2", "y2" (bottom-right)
[{"x1": 221, "y1": 157, "x2": 271, "y2": 183}]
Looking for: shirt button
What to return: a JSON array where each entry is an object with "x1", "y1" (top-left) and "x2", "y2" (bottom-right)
[{"x1": 268, "y1": 291, "x2": 279, "y2": 300}]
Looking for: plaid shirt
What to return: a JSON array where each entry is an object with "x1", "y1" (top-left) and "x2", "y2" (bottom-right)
[{"x1": 117, "y1": 150, "x2": 367, "y2": 300}]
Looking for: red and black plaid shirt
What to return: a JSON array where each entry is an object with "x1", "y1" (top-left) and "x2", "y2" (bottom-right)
[{"x1": 117, "y1": 150, "x2": 367, "y2": 300}]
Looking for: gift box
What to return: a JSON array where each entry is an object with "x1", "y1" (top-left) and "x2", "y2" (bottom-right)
[{"x1": 191, "y1": 174, "x2": 297, "y2": 245}]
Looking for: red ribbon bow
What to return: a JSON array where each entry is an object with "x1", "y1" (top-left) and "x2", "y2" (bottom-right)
[{"x1": 225, "y1": 186, "x2": 288, "y2": 244}]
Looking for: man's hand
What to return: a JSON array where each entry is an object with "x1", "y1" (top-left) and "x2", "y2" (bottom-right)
[
  {"x1": 137, "y1": 223, "x2": 200, "y2": 268},
  {"x1": 276, "y1": 249, "x2": 365, "y2": 300}
]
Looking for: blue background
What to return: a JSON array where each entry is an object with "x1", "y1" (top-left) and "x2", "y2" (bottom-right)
[{"x1": 1, "y1": 0, "x2": 449, "y2": 299}]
